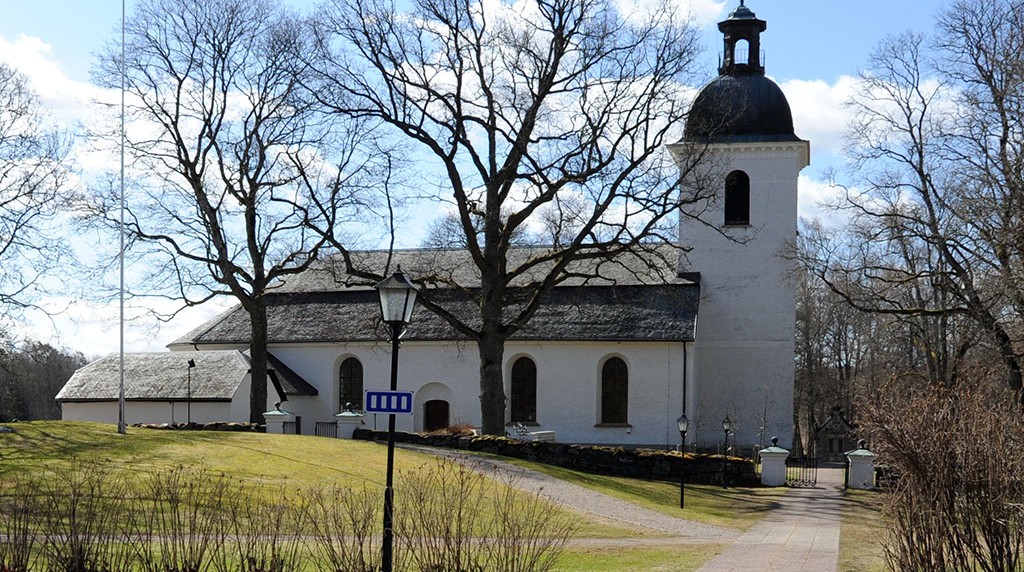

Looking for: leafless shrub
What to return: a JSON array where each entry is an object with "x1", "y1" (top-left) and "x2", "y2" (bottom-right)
[
  {"x1": 212, "y1": 484, "x2": 307, "y2": 572},
  {"x1": 34, "y1": 463, "x2": 136, "y2": 572},
  {"x1": 0, "y1": 474, "x2": 40, "y2": 572},
  {"x1": 130, "y1": 466, "x2": 230, "y2": 572},
  {"x1": 481, "y1": 469, "x2": 577, "y2": 572},
  {"x1": 304, "y1": 485, "x2": 380, "y2": 572},
  {"x1": 395, "y1": 458, "x2": 575, "y2": 572},
  {"x1": 397, "y1": 458, "x2": 489, "y2": 572},
  {"x1": 1, "y1": 457, "x2": 575, "y2": 572},
  {"x1": 863, "y1": 373, "x2": 1024, "y2": 572}
]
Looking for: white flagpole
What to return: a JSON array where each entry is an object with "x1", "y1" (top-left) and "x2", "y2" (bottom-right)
[{"x1": 117, "y1": 0, "x2": 127, "y2": 434}]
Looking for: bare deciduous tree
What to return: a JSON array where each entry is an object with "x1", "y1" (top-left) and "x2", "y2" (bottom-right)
[
  {"x1": 92, "y1": 0, "x2": 387, "y2": 422},
  {"x1": 310, "y1": 0, "x2": 709, "y2": 434},
  {"x1": 0, "y1": 63, "x2": 68, "y2": 321},
  {"x1": 799, "y1": 0, "x2": 1024, "y2": 392}
]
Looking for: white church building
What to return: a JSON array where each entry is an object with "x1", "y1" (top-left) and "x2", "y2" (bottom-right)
[{"x1": 58, "y1": 2, "x2": 808, "y2": 450}]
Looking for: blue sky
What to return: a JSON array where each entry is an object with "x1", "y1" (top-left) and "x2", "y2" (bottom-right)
[
  {"x1": 0, "y1": 1, "x2": 945, "y2": 82},
  {"x1": 0, "y1": 0, "x2": 951, "y2": 355}
]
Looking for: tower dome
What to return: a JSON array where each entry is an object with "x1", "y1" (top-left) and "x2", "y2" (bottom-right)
[{"x1": 684, "y1": 1, "x2": 800, "y2": 143}]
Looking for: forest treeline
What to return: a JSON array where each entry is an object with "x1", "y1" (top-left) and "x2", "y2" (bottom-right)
[{"x1": 0, "y1": 342, "x2": 86, "y2": 422}]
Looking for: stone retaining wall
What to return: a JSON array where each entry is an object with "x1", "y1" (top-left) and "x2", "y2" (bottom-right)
[
  {"x1": 133, "y1": 421, "x2": 264, "y2": 432},
  {"x1": 353, "y1": 429, "x2": 757, "y2": 486}
]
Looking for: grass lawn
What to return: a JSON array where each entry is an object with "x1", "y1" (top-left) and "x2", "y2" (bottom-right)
[
  {"x1": 0, "y1": 421, "x2": 885, "y2": 571},
  {"x1": 492, "y1": 455, "x2": 787, "y2": 531},
  {"x1": 552, "y1": 544, "x2": 727, "y2": 571},
  {"x1": 838, "y1": 489, "x2": 887, "y2": 572}
]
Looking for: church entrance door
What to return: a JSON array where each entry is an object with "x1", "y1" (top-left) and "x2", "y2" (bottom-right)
[{"x1": 424, "y1": 399, "x2": 450, "y2": 431}]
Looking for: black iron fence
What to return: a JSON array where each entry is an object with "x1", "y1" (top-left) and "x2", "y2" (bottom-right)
[
  {"x1": 786, "y1": 457, "x2": 818, "y2": 487},
  {"x1": 315, "y1": 422, "x2": 338, "y2": 438}
]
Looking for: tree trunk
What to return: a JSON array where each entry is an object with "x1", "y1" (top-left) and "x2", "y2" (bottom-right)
[
  {"x1": 248, "y1": 302, "x2": 270, "y2": 425},
  {"x1": 477, "y1": 331, "x2": 507, "y2": 435}
]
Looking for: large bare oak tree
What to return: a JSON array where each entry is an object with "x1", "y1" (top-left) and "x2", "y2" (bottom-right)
[
  {"x1": 93, "y1": 0, "x2": 386, "y2": 422},
  {"x1": 311, "y1": 0, "x2": 709, "y2": 434}
]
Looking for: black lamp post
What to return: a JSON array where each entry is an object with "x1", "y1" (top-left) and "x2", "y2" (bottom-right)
[
  {"x1": 186, "y1": 358, "x2": 196, "y2": 424},
  {"x1": 374, "y1": 266, "x2": 418, "y2": 572},
  {"x1": 676, "y1": 413, "x2": 689, "y2": 509},
  {"x1": 721, "y1": 414, "x2": 733, "y2": 488}
]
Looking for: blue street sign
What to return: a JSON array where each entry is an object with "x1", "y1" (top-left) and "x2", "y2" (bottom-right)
[{"x1": 364, "y1": 390, "x2": 414, "y2": 414}]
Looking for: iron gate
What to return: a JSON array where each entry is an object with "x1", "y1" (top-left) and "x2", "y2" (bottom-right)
[
  {"x1": 786, "y1": 457, "x2": 818, "y2": 487},
  {"x1": 315, "y1": 422, "x2": 338, "y2": 438}
]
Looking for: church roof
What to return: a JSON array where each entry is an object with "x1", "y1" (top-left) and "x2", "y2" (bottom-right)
[
  {"x1": 57, "y1": 351, "x2": 248, "y2": 402},
  {"x1": 172, "y1": 244, "x2": 697, "y2": 346},
  {"x1": 684, "y1": 74, "x2": 800, "y2": 143},
  {"x1": 171, "y1": 282, "x2": 699, "y2": 347},
  {"x1": 56, "y1": 350, "x2": 317, "y2": 402},
  {"x1": 275, "y1": 244, "x2": 683, "y2": 293}
]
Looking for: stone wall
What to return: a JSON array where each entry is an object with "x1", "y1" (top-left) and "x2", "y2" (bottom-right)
[
  {"x1": 353, "y1": 429, "x2": 757, "y2": 486},
  {"x1": 132, "y1": 422, "x2": 263, "y2": 432}
]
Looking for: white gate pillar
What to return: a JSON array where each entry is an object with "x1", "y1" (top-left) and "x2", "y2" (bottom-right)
[
  {"x1": 758, "y1": 437, "x2": 790, "y2": 487},
  {"x1": 846, "y1": 440, "x2": 877, "y2": 490}
]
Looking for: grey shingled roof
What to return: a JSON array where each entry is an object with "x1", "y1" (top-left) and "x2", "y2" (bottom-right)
[
  {"x1": 173, "y1": 283, "x2": 699, "y2": 346},
  {"x1": 171, "y1": 244, "x2": 699, "y2": 347},
  {"x1": 56, "y1": 351, "x2": 248, "y2": 402},
  {"x1": 57, "y1": 350, "x2": 318, "y2": 402},
  {"x1": 274, "y1": 244, "x2": 684, "y2": 293}
]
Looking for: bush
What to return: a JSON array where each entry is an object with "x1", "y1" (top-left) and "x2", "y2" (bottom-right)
[
  {"x1": 863, "y1": 374, "x2": 1024, "y2": 571},
  {"x1": 0, "y1": 458, "x2": 575, "y2": 572}
]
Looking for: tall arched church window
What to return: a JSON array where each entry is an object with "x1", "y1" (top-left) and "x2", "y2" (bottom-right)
[
  {"x1": 600, "y1": 357, "x2": 628, "y2": 424},
  {"x1": 339, "y1": 357, "x2": 363, "y2": 411},
  {"x1": 724, "y1": 170, "x2": 750, "y2": 226},
  {"x1": 510, "y1": 357, "x2": 537, "y2": 423}
]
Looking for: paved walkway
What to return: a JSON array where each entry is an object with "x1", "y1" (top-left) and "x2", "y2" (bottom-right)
[
  {"x1": 694, "y1": 467, "x2": 845, "y2": 572},
  {"x1": 401, "y1": 445, "x2": 845, "y2": 571}
]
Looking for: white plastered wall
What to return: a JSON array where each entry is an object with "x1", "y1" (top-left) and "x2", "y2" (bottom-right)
[{"x1": 677, "y1": 141, "x2": 808, "y2": 449}]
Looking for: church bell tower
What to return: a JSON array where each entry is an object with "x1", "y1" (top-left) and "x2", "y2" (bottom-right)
[{"x1": 669, "y1": 1, "x2": 809, "y2": 449}]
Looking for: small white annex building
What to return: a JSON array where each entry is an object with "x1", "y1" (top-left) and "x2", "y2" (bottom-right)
[{"x1": 58, "y1": 2, "x2": 808, "y2": 450}]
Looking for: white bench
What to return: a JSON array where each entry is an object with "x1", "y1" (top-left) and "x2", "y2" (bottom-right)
[{"x1": 527, "y1": 430, "x2": 556, "y2": 442}]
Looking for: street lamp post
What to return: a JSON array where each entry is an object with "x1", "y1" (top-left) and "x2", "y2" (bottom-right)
[
  {"x1": 374, "y1": 267, "x2": 418, "y2": 572},
  {"x1": 721, "y1": 415, "x2": 733, "y2": 488},
  {"x1": 187, "y1": 358, "x2": 196, "y2": 425},
  {"x1": 676, "y1": 414, "x2": 689, "y2": 509}
]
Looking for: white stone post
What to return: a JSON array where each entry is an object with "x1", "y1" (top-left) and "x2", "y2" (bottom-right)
[
  {"x1": 846, "y1": 440, "x2": 877, "y2": 490},
  {"x1": 335, "y1": 409, "x2": 365, "y2": 439},
  {"x1": 263, "y1": 406, "x2": 296, "y2": 435},
  {"x1": 758, "y1": 437, "x2": 790, "y2": 487}
]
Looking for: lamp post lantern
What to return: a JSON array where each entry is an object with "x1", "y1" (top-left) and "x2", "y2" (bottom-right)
[
  {"x1": 374, "y1": 266, "x2": 418, "y2": 572},
  {"x1": 186, "y1": 359, "x2": 196, "y2": 424},
  {"x1": 721, "y1": 415, "x2": 733, "y2": 488},
  {"x1": 676, "y1": 414, "x2": 689, "y2": 509}
]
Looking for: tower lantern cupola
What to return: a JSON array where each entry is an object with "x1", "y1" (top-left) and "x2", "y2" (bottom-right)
[
  {"x1": 719, "y1": 0, "x2": 766, "y2": 75},
  {"x1": 683, "y1": 1, "x2": 799, "y2": 144}
]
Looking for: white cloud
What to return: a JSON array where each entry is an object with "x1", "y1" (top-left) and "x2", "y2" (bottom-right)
[
  {"x1": 23, "y1": 295, "x2": 235, "y2": 358},
  {"x1": 0, "y1": 34, "x2": 105, "y2": 127},
  {"x1": 614, "y1": 0, "x2": 726, "y2": 26},
  {"x1": 780, "y1": 75, "x2": 861, "y2": 160}
]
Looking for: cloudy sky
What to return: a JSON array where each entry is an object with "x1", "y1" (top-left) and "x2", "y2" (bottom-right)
[{"x1": 0, "y1": 0, "x2": 950, "y2": 357}]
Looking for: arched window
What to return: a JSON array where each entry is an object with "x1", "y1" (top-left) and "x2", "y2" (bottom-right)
[
  {"x1": 339, "y1": 357, "x2": 363, "y2": 411},
  {"x1": 510, "y1": 357, "x2": 537, "y2": 423},
  {"x1": 600, "y1": 357, "x2": 628, "y2": 424},
  {"x1": 724, "y1": 170, "x2": 750, "y2": 225}
]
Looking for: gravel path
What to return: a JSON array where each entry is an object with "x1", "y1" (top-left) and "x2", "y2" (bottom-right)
[
  {"x1": 399, "y1": 444, "x2": 740, "y2": 541},
  {"x1": 399, "y1": 445, "x2": 847, "y2": 571}
]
